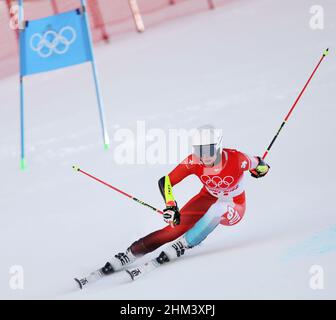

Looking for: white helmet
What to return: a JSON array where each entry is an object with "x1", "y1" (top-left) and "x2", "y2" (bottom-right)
[{"x1": 192, "y1": 125, "x2": 223, "y2": 158}]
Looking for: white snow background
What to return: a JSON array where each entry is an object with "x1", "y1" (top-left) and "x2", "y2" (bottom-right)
[{"x1": 0, "y1": 0, "x2": 335, "y2": 299}]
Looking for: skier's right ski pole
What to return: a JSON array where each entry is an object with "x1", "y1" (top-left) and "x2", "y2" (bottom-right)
[
  {"x1": 73, "y1": 166, "x2": 164, "y2": 215},
  {"x1": 262, "y1": 48, "x2": 329, "y2": 160}
]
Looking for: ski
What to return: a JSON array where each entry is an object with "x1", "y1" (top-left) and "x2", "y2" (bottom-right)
[
  {"x1": 74, "y1": 268, "x2": 106, "y2": 289},
  {"x1": 125, "y1": 251, "x2": 170, "y2": 281},
  {"x1": 125, "y1": 259, "x2": 160, "y2": 281},
  {"x1": 75, "y1": 250, "x2": 139, "y2": 289},
  {"x1": 75, "y1": 258, "x2": 161, "y2": 289}
]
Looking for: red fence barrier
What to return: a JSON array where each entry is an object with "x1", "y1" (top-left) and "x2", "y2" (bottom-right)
[{"x1": 0, "y1": 0, "x2": 232, "y2": 80}]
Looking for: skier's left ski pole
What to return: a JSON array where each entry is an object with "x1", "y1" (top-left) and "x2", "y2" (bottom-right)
[
  {"x1": 73, "y1": 166, "x2": 164, "y2": 215},
  {"x1": 262, "y1": 48, "x2": 329, "y2": 160}
]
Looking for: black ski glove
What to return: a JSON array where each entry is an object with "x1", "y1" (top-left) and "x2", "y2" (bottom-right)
[
  {"x1": 163, "y1": 204, "x2": 181, "y2": 226},
  {"x1": 250, "y1": 157, "x2": 270, "y2": 178}
]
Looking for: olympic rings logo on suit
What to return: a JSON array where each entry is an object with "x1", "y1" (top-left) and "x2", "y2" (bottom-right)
[
  {"x1": 200, "y1": 175, "x2": 234, "y2": 190},
  {"x1": 30, "y1": 26, "x2": 77, "y2": 58}
]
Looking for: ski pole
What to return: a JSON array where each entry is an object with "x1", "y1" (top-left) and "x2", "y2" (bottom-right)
[
  {"x1": 73, "y1": 166, "x2": 164, "y2": 215},
  {"x1": 262, "y1": 48, "x2": 329, "y2": 160}
]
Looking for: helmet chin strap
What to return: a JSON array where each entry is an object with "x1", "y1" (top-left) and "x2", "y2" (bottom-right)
[{"x1": 213, "y1": 148, "x2": 222, "y2": 166}]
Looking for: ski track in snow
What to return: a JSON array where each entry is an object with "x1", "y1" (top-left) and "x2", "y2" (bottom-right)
[{"x1": 0, "y1": 0, "x2": 335, "y2": 299}]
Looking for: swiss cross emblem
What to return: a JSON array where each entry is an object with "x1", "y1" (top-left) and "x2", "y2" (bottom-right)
[{"x1": 241, "y1": 161, "x2": 247, "y2": 169}]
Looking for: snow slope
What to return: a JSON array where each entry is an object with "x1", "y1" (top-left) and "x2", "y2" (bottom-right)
[{"x1": 0, "y1": 0, "x2": 335, "y2": 299}]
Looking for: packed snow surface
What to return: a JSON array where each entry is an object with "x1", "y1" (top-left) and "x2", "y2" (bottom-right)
[{"x1": 0, "y1": 0, "x2": 335, "y2": 299}]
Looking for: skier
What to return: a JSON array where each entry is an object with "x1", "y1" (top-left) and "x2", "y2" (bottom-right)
[
  {"x1": 101, "y1": 125, "x2": 270, "y2": 276},
  {"x1": 75, "y1": 125, "x2": 270, "y2": 287},
  {"x1": 75, "y1": 49, "x2": 328, "y2": 286}
]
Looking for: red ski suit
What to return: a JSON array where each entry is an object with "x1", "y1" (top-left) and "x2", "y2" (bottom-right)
[{"x1": 130, "y1": 149, "x2": 258, "y2": 256}]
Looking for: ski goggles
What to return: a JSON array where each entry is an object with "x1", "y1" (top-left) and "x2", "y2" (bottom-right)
[{"x1": 193, "y1": 144, "x2": 217, "y2": 158}]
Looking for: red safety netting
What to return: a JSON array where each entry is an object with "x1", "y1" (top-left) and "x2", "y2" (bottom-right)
[{"x1": 0, "y1": 0, "x2": 233, "y2": 80}]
